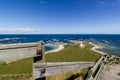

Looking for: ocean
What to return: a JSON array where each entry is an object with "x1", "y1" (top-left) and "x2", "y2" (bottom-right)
[{"x1": 0, "y1": 34, "x2": 120, "y2": 56}]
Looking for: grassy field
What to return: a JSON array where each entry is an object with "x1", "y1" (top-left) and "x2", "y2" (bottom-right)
[
  {"x1": 46, "y1": 69, "x2": 88, "y2": 80},
  {"x1": 0, "y1": 43, "x2": 101, "y2": 80},
  {"x1": 0, "y1": 58, "x2": 33, "y2": 80},
  {"x1": 46, "y1": 43, "x2": 101, "y2": 80},
  {"x1": 45, "y1": 43, "x2": 101, "y2": 62},
  {"x1": 0, "y1": 58, "x2": 33, "y2": 74}
]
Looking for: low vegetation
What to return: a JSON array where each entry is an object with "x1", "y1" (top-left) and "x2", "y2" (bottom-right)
[
  {"x1": 0, "y1": 58, "x2": 33, "y2": 80},
  {"x1": 46, "y1": 43, "x2": 101, "y2": 62},
  {"x1": 0, "y1": 43, "x2": 102, "y2": 80},
  {"x1": 0, "y1": 58, "x2": 33, "y2": 74},
  {"x1": 46, "y1": 43, "x2": 102, "y2": 80},
  {"x1": 46, "y1": 69, "x2": 88, "y2": 80},
  {"x1": 0, "y1": 74, "x2": 33, "y2": 80}
]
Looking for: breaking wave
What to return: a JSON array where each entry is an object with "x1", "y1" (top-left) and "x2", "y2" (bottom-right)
[{"x1": 0, "y1": 37, "x2": 26, "y2": 41}]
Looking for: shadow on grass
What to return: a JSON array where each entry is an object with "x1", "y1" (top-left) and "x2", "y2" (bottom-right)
[
  {"x1": 65, "y1": 73, "x2": 82, "y2": 80},
  {"x1": 83, "y1": 71, "x2": 88, "y2": 80},
  {"x1": 36, "y1": 77, "x2": 46, "y2": 80}
]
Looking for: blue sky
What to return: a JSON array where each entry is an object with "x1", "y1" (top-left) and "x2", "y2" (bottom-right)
[{"x1": 0, "y1": 0, "x2": 120, "y2": 34}]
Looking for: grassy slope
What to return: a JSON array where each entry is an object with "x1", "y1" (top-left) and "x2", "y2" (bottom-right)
[
  {"x1": 46, "y1": 68, "x2": 88, "y2": 80},
  {"x1": 46, "y1": 69, "x2": 83, "y2": 80},
  {"x1": 45, "y1": 43, "x2": 101, "y2": 62},
  {"x1": 46, "y1": 43, "x2": 101, "y2": 80},
  {"x1": 0, "y1": 58, "x2": 33, "y2": 75}
]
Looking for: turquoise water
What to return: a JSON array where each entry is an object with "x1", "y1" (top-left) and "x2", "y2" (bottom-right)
[{"x1": 0, "y1": 34, "x2": 120, "y2": 56}]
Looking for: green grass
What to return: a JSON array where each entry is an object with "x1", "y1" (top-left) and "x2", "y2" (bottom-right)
[
  {"x1": 45, "y1": 43, "x2": 101, "y2": 62},
  {"x1": 81, "y1": 68, "x2": 88, "y2": 78},
  {"x1": 46, "y1": 69, "x2": 83, "y2": 80},
  {"x1": 0, "y1": 74, "x2": 33, "y2": 80},
  {"x1": 0, "y1": 58, "x2": 33, "y2": 75},
  {"x1": 46, "y1": 43, "x2": 101, "y2": 80},
  {"x1": 46, "y1": 68, "x2": 89, "y2": 80}
]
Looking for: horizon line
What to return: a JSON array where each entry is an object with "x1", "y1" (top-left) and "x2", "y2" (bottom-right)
[{"x1": 0, "y1": 33, "x2": 120, "y2": 35}]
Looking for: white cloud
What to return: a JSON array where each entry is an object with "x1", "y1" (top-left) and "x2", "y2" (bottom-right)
[
  {"x1": 99, "y1": 1, "x2": 105, "y2": 7},
  {"x1": 0, "y1": 27, "x2": 40, "y2": 34},
  {"x1": 40, "y1": 0, "x2": 48, "y2": 4},
  {"x1": 14, "y1": 28, "x2": 35, "y2": 32},
  {"x1": 100, "y1": 1, "x2": 105, "y2": 5},
  {"x1": 40, "y1": 0, "x2": 44, "y2": 4},
  {"x1": 99, "y1": 0, "x2": 120, "y2": 7}
]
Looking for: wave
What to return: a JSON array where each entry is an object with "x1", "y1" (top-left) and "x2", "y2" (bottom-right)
[{"x1": 0, "y1": 37, "x2": 26, "y2": 41}]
